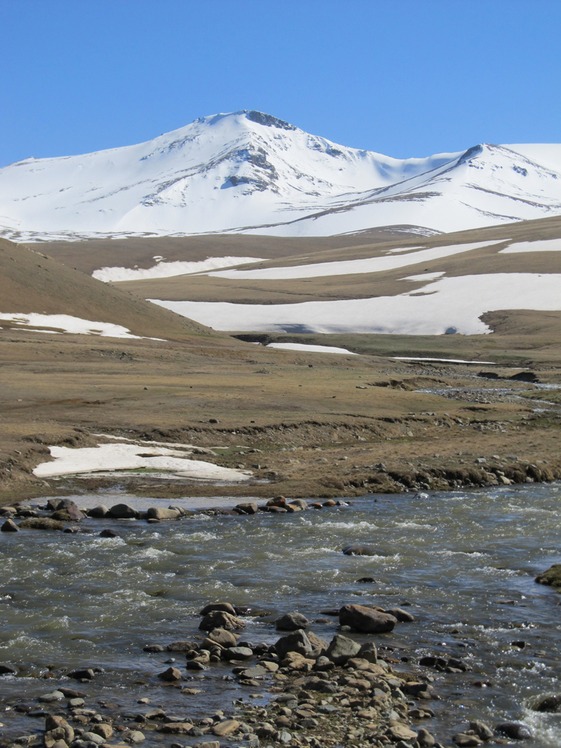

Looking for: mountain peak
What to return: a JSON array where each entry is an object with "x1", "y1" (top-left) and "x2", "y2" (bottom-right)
[{"x1": 1, "y1": 114, "x2": 561, "y2": 241}]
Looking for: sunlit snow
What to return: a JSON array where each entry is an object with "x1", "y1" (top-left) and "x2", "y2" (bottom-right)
[
  {"x1": 267, "y1": 343, "x2": 356, "y2": 355},
  {"x1": 151, "y1": 273, "x2": 561, "y2": 336},
  {"x1": 501, "y1": 239, "x2": 561, "y2": 254},
  {"x1": 208, "y1": 241, "x2": 502, "y2": 281},
  {"x1": 33, "y1": 443, "x2": 252, "y2": 482},
  {"x1": 93, "y1": 255, "x2": 264, "y2": 282},
  {"x1": 0, "y1": 313, "x2": 147, "y2": 339}
]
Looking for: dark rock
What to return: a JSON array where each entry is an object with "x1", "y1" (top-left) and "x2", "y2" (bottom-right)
[
  {"x1": 386, "y1": 607, "x2": 415, "y2": 622},
  {"x1": 67, "y1": 668, "x2": 95, "y2": 681},
  {"x1": 342, "y1": 545, "x2": 379, "y2": 556},
  {"x1": 199, "y1": 610, "x2": 245, "y2": 632},
  {"x1": 51, "y1": 501, "x2": 84, "y2": 521},
  {"x1": 339, "y1": 604, "x2": 397, "y2": 633},
  {"x1": 107, "y1": 503, "x2": 139, "y2": 519},
  {"x1": 530, "y1": 693, "x2": 561, "y2": 712},
  {"x1": 275, "y1": 611, "x2": 309, "y2": 631},
  {"x1": 1, "y1": 519, "x2": 19, "y2": 532},
  {"x1": 495, "y1": 722, "x2": 532, "y2": 740},
  {"x1": 200, "y1": 602, "x2": 237, "y2": 616},
  {"x1": 88, "y1": 505, "x2": 109, "y2": 518},
  {"x1": 0, "y1": 664, "x2": 17, "y2": 675},
  {"x1": 469, "y1": 721, "x2": 494, "y2": 740},
  {"x1": 158, "y1": 666, "x2": 182, "y2": 682},
  {"x1": 535, "y1": 564, "x2": 561, "y2": 591},
  {"x1": 325, "y1": 634, "x2": 361, "y2": 664},
  {"x1": 18, "y1": 517, "x2": 67, "y2": 531},
  {"x1": 99, "y1": 528, "x2": 119, "y2": 538},
  {"x1": 234, "y1": 502, "x2": 259, "y2": 515},
  {"x1": 274, "y1": 630, "x2": 319, "y2": 659}
]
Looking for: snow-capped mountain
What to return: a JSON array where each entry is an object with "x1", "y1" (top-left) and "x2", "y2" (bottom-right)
[{"x1": 1, "y1": 110, "x2": 561, "y2": 241}]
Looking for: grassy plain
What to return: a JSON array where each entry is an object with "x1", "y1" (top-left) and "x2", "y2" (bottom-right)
[{"x1": 1, "y1": 221, "x2": 560, "y2": 504}]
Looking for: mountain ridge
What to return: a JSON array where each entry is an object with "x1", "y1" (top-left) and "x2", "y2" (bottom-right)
[{"x1": 1, "y1": 110, "x2": 561, "y2": 241}]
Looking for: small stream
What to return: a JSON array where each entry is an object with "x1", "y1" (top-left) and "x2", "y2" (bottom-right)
[{"x1": 1, "y1": 483, "x2": 561, "y2": 746}]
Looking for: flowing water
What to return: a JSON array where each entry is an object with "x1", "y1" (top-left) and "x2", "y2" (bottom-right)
[{"x1": 1, "y1": 483, "x2": 561, "y2": 746}]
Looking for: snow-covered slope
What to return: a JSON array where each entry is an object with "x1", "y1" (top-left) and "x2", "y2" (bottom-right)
[{"x1": 1, "y1": 111, "x2": 561, "y2": 240}]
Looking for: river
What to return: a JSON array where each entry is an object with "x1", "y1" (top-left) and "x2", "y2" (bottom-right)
[{"x1": 1, "y1": 482, "x2": 560, "y2": 746}]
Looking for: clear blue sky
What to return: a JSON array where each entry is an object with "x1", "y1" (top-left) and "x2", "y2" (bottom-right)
[{"x1": 1, "y1": 0, "x2": 560, "y2": 167}]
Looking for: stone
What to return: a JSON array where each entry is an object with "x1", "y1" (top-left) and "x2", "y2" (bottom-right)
[
  {"x1": 275, "y1": 611, "x2": 309, "y2": 631},
  {"x1": 39, "y1": 690, "x2": 65, "y2": 702},
  {"x1": 90, "y1": 723, "x2": 113, "y2": 739},
  {"x1": 67, "y1": 667, "x2": 96, "y2": 680},
  {"x1": 1, "y1": 519, "x2": 19, "y2": 532},
  {"x1": 469, "y1": 721, "x2": 494, "y2": 740},
  {"x1": 199, "y1": 610, "x2": 245, "y2": 632},
  {"x1": 495, "y1": 722, "x2": 533, "y2": 740},
  {"x1": 342, "y1": 545, "x2": 379, "y2": 556},
  {"x1": 234, "y1": 502, "x2": 259, "y2": 515},
  {"x1": 535, "y1": 564, "x2": 561, "y2": 590},
  {"x1": 99, "y1": 528, "x2": 119, "y2": 538},
  {"x1": 126, "y1": 730, "x2": 146, "y2": 743},
  {"x1": 159, "y1": 722, "x2": 194, "y2": 734},
  {"x1": 417, "y1": 727, "x2": 436, "y2": 746},
  {"x1": 452, "y1": 734, "x2": 483, "y2": 747},
  {"x1": 386, "y1": 607, "x2": 415, "y2": 622},
  {"x1": 0, "y1": 664, "x2": 17, "y2": 675},
  {"x1": 339, "y1": 604, "x2": 397, "y2": 633},
  {"x1": 208, "y1": 628, "x2": 238, "y2": 647},
  {"x1": 200, "y1": 601, "x2": 237, "y2": 616},
  {"x1": 326, "y1": 634, "x2": 361, "y2": 664},
  {"x1": 223, "y1": 646, "x2": 253, "y2": 660},
  {"x1": 158, "y1": 666, "x2": 182, "y2": 682},
  {"x1": 106, "y1": 503, "x2": 139, "y2": 519},
  {"x1": 88, "y1": 505, "x2": 109, "y2": 518},
  {"x1": 274, "y1": 630, "x2": 317, "y2": 659},
  {"x1": 19, "y1": 517, "x2": 67, "y2": 531},
  {"x1": 45, "y1": 715, "x2": 75, "y2": 745},
  {"x1": 358, "y1": 642, "x2": 378, "y2": 663},
  {"x1": 79, "y1": 732, "x2": 105, "y2": 745},
  {"x1": 212, "y1": 719, "x2": 240, "y2": 737},
  {"x1": 146, "y1": 507, "x2": 181, "y2": 521},
  {"x1": 51, "y1": 502, "x2": 84, "y2": 521},
  {"x1": 281, "y1": 652, "x2": 315, "y2": 671},
  {"x1": 388, "y1": 723, "x2": 418, "y2": 741},
  {"x1": 531, "y1": 693, "x2": 561, "y2": 712}
]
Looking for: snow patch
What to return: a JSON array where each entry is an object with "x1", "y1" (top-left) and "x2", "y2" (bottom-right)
[
  {"x1": 33, "y1": 443, "x2": 252, "y2": 482},
  {"x1": 501, "y1": 239, "x2": 561, "y2": 254},
  {"x1": 0, "y1": 313, "x2": 148, "y2": 339},
  {"x1": 267, "y1": 342, "x2": 356, "y2": 355},
  {"x1": 208, "y1": 241, "x2": 503, "y2": 281},
  {"x1": 150, "y1": 273, "x2": 561, "y2": 336},
  {"x1": 93, "y1": 256, "x2": 264, "y2": 282}
]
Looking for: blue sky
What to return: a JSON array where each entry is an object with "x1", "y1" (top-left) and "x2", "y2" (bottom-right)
[{"x1": 1, "y1": 0, "x2": 560, "y2": 166}]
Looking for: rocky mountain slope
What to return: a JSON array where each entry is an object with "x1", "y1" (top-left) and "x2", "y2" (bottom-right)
[{"x1": 2, "y1": 111, "x2": 561, "y2": 241}]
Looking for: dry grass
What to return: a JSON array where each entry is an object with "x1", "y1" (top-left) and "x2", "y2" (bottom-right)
[{"x1": 0, "y1": 220, "x2": 560, "y2": 503}]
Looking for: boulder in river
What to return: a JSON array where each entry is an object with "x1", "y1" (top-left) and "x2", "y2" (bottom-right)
[
  {"x1": 535, "y1": 564, "x2": 561, "y2": 591},
  {"x1": 342, "y1": 544, "x2": 379, "y2": 556},
  {"x1": 107, "y1": 503, "x2": 139, "y2": 519},
  {"x1": 1, "y1": 519, "x2": 19, "y2": 532},
  {"x1": 275, "y1": 611, "x2": 309, "y2": 631},
  {"x1": 199, "y1": 610, "x2": 245, "y2": 632},
  {"x1": 530, "y1": 693, "x2": 561, "y2": 712},
  {"x1": 339, "y1": 604, "x2": 397, "y2": 633}
]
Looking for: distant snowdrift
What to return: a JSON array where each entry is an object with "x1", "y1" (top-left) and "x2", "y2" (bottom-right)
[
  {"x1": 93, "y1": 255, "x2": 264, "y2": 282},
  {"x1": 0, "y1": 313, "x2": 149, "y2": 339},
  {"x1": 151, "y1": 273, "x2": 561, "y2": 336}
]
